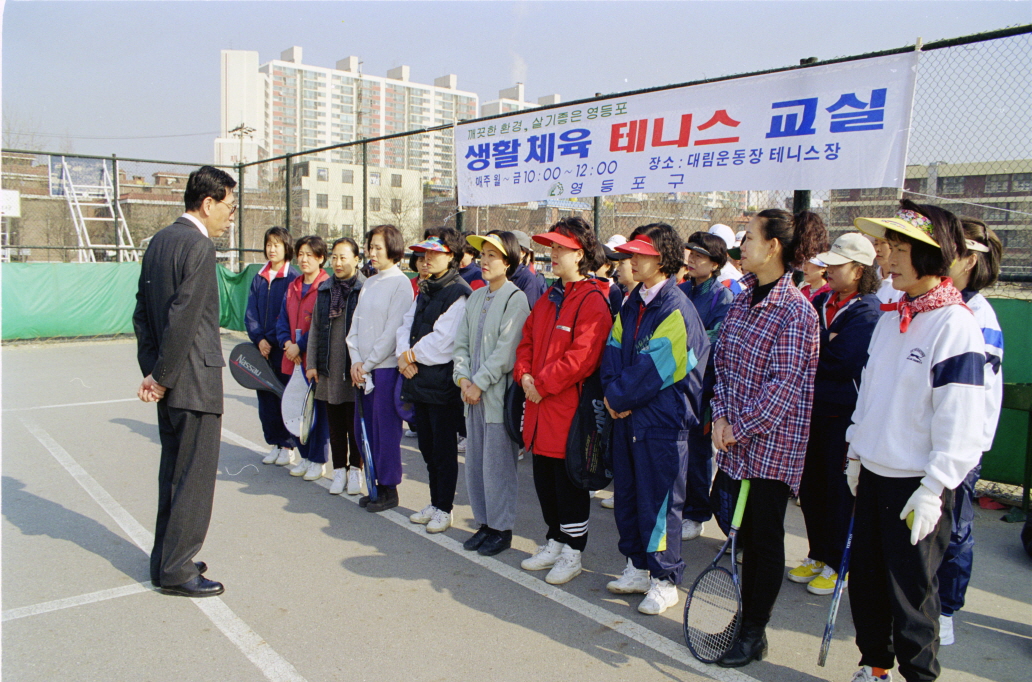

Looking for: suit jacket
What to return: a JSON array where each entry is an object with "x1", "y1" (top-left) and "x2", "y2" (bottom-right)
[{"x1": 133, "y1": 217, "x2": 225, "y2": 415}]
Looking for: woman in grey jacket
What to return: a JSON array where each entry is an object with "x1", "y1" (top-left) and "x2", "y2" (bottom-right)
[{"x1": 453, "y1": 231, "x2": 532, "y2": 556}]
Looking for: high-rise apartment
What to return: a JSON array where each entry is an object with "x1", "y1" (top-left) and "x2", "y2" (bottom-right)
[{"x1": 215, "y1": 47, "x2": 479, "y2": 186}]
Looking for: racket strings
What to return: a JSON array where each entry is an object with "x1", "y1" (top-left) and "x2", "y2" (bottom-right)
[{"x1": 685, "y1": 568, "x2": 740, "y2": 661}]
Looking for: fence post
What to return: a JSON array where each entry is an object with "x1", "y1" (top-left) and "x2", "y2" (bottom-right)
[
  {"x1": 111, "y1": 154, "x2": 121, "y2": 262},
  {"x1": 792, "y1": 57, "x2": 819, "y2": 216},
  {"x1": 237, "y1": 163, "x2": 245, "y2": 270},
  {"x1": 284, "y1": 155, "x2": 292, "y2": 234},
  {"x1": 593, "y1": 195, "x2": 601, "y2": 238},
  {"x1": 362, "y1": 142, "x2": 369, "y2": 243}
]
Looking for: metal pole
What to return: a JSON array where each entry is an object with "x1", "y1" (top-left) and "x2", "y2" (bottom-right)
[
  {"x1": 792, "y1": 57, "x2": 818, "y2": 216},
  {"x1": 111, "y1": 155, "x2": 121, "y2": 261},
  {"x1": 237, "y1": 163, "x2": 245, "y2": 270},
  {"x1": 284, "y1": 155, "x2": 292, "y2": 234},
  {"x1": 362, "y1": 142, "x2": 369, "y2": 243},
  {"x1": 593, "y1": 195, "x2": 601, "y2": 238}
]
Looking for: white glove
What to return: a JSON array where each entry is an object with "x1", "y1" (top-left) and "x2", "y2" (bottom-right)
[
  {"x1": 900, "y1": 483, "x2": 943, "y2": 546},
  {"x1": 845, "y1": 459, "x2": 861, "y2": 497}
]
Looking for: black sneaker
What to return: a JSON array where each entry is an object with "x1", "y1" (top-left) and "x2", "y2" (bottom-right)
[
  {"x1": 463, "y1": 525, "x2": 491, "y2": 551},
  {"x1": 477, "y1": 529, "x2": 513, "y2": 556},
  {"x1": 366, "y1": 487, "x2": 399, "y2": 513}
]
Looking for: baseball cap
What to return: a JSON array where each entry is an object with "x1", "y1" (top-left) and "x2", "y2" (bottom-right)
[
  {"x1": 603, "y1": 234, "x2": 631, "y2": 260},
  {"x1": 466, "y1": 233, "x2": 508, "y2": 257},
  {"x1": 855, "y1": 209, "x2": 939, "y2": 248},
  {"x1": 615, "y1": 234, "x2": 660, "y2": 257},
  {"x1": 708, "y1": 224, "x2": 736, "y2": 249},
  {"x1": 511, "y1": 230, "x2": 532, "y2": 252},
  {"x1": 815, "y1": 232, "x2": 877, "y2": 266},
  {"x1": 532, "y1": 230, "x2": 583, "y2": 251},
  {"x1": 734, "y1": 230, "x2": 745, "y2": 247},
  {"x1": 409, "y1": 236, "x2": 450, "y2": 253},
  {"x1": 685, "y1": 243, "x2": 715, "y2": 259}
]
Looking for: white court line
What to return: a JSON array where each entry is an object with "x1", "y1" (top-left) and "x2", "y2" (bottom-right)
[
  {"x1": 4, "y1": 398, "x2": 138, "y2": 412},
  {"x1": 222, "y1": 428, "x2": 760, "y2": 682},
  {"x1": 3, "y1": 582, "x2": 152, "y2": 622},
  {"x1": 18, "y1": 417, "x2": 309, "y2": 682}
]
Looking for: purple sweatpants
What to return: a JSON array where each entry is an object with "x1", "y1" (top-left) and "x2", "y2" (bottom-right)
[{"x1": 355, "y1": 367, "x2": 404, "y2": 487}]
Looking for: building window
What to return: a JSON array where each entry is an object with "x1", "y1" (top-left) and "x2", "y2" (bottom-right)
[
  {"x1": 859, "y1": 187, "x2": 882, "y2": 198},
  {"x1": 342, "y1": 169, "x2": 354, "y2": 184},
  {"x1": 316, "y1": 223, "x2": 330, "y2": 238},
  {"x1": 939, "y1": 176, "x2": 965, "y2": 195},
  {"x1": 370, "y1": 172, "x2": 381, "y2": 186},
  {"x1": 342, "y1": 195, "x2": 354, "y2": 210},
  {"x1": 1012, "y1": 173, "x2": 1032, "y2": 192},
  {"x1": 391, "y1": 198, "x2": 402, "y2": 213},
  {"x1": 316, "y1": 167, "x2": 329, "y2": 182},
  {"x1": 299, "y1": 190, "x2": 309, "y2": 208},
  {"x1": 391, "y1": 173, "x2": 403, "y2": 188},
  {"x1": 316, "y1": 194, "x2": 329, "y2": 209},
  {"x1": 369, "y1": 198, "x2": 381, "y2": 212},
  {"x1": 984, "y1": 204, "x2": 1010, "y2": 222},
  {"x1": 984, "y1": 174, "x2": 1009, "y2": 193},
  {"x1": 830, "y1": 189, "x2": 852, "y2": 199},
  {"x1": 342, "y1": 224, "x2": 354, "y2": 237}
]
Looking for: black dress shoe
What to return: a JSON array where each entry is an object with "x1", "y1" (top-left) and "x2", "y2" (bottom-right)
[
  {"x1": 366, "y1": 487, "x2": 399, "y2": 513},
  {"x1": 195, "y1": 561, "x2": 207, "y2": 575},
  {"x1": 359, "y1": 495, "x2": 371, "y2": 508},
  {"x1": 477, "y1": 529, "x2": 512, "y2": 556},
  {"x1": 158, "y1": 575, "x2": 225, "y2": 598},
  {"x1": 463, "y1": 525, "x2": 491, "y2": 551},
  {"x1": 717, "y1": 628, "x2": 767, "y2": 668}
]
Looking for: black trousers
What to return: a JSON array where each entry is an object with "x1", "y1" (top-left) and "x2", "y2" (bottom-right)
[
  {"x1": 711, "y1": 470, "x2": 790, "y2": 630},
  {"x1": 799, "y1": 414, "x2": 855, "y2": 569},
  {"x1": 326, "y1": 401, "x2": 361, "y2": 470},
  {"x1": 152, "y1": 403, "x2": 221, "y2": 587},
  {"x1": 413, "y1": 400, "x2": 464, "y2": 513},
  {"x1": 532, "y1": 454, "x2": 591, "y2": 551},
  {"x1": 849, "y1": 468, "x2": 953, "y2": 682}
]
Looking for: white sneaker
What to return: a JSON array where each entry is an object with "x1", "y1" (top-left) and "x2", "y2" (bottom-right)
[
  {"x1": 607, "y1": 558, "x2": 651, "y2": 594},
  {"x1": 681, "y1": 519, "x2": 704, "y2": 541},
  {"x1": 263, "y1": 447, "x2": 280, "y2": 465},
  {"x1": 456, "y1": 436, "x2": 467, "y2": 453},
  {"x1": 545, "y1": 546, "x2": 583, "y2": 585},
  {"x1": 404, "y1": 429, "x2": 417, "y2": 438},
  {"x1": 521, "y1": 539, "x2": 565, "y2": 571},
  {"x1": 303, "y1": 460, "x2": 325, "y2": 481},
  {"x1": 346, "y1": 468, "x2": 362, "y2": 495},
  {"x1": 410, "y1": 504, "x2": 436, "y2": 525},
  {"x1": 329, "y1": 468, "x2": 347, "y2": 494},
  {"x1": 289, "y1": 459, "x2": 309, "y2": 476},
  {"x1": 638, "y1": 578, "x2": 679, "y2": 615},
  {"x1": 851, "y1": 666, "x2": 893, "y2": 681},
  {"x1": 275, "y1": 448, "x2": 294, "y2": 466},
  {"x1": 939, "y1": 614, "x2": 955, "y2": 646},
  {"x1": 588, "y1": 490, "x2": 597, "y2": 498},
  {"x1": 600, "y1": 496, "x2": 615, "y2": 509},
  {"x1": 426, "y1": 508, "x2": 452, "y2": 533}
]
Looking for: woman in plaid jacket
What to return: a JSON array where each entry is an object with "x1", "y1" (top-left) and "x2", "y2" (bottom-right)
[{"x1": 709, "y1": 208, "x2": 826, "y2": 668}]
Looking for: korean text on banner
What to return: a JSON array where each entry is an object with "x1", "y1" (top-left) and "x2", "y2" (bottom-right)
[{"x1": 456, "y1": 52, "x2": 919, "y2": 207}]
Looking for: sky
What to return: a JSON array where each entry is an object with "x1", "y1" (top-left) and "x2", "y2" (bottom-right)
[{"x1": 2, "y1": 0, "x2": 1030, "y2": 162}]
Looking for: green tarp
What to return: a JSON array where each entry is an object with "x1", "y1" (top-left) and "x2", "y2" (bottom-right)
[
  {"x1": 982, "y1": 298, "x2": 1032, "y2": 486},
  {"x1": 217, "y1": 263, "x2": 263, "y2": 332}
]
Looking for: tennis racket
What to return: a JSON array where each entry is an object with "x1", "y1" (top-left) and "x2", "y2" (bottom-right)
[
  {"x1": 298, "y1": 380, "x2": 317, "y2": 445},
  {"x1": 817, "y1": 504, "x2": 856, "y2": 666},
  {"x1": 355, "y1": 390, "x2": 378, "y2": 502},
  {"x1": 683, "y1": 478, "x2": 751, "y2": 663},
  {"x1": 228, "y1": 342, "x2": 285, "y2": 396}
]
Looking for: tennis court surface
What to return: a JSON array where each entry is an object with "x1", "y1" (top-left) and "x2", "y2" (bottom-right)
[{"x1": 2, "y1": 336, "x2": 1028, "y2": 682}]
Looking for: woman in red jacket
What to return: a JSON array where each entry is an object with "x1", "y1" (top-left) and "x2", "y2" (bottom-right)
[{"x1": 514, "y1": 217, "x2": 612, "y2": 586}]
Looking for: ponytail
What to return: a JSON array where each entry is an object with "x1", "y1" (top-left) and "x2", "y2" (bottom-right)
[
  {"x1": 754, "y1": 208, "x2": 829, "y2": 270},
  {"x1": 960, "y1": 217, "x2": 1002, "y2": 291}
]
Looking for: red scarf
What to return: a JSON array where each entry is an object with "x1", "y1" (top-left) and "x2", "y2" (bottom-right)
[{"x1": 881, "y1": 277, "x2": 963, "y2": 332}]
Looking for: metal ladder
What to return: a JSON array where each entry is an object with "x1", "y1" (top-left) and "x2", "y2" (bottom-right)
[{"x1": 60, "y1": 157, "x2": 137, "y2": 263}]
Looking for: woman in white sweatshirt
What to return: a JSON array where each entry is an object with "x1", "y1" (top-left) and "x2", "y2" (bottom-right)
[{"x1": 846, "y1": 200, "x2": 985, "y2": 682}]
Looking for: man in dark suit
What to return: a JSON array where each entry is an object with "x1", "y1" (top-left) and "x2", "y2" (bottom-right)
[{"x1": 133, "y1": 166, "x2": 236, "y2": 597}]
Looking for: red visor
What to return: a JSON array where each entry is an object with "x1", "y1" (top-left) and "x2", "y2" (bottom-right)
[
  {"x1": 532, "y1": 231, "x2": 583, "y2": 251},
  {"x1": 615, "y1": 234, "x2": 660, "y2": 257}
]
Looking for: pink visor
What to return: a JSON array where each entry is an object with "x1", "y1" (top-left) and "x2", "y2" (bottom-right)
[
  {"x1": 615, "y1": 234, "x2": 660, "y2": 257},
  {"x1": 532, "y1": 231, "x2": 583, "y2": 251}
]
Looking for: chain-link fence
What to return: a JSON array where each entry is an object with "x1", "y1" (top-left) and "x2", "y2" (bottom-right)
[{"x1": 4, "y1": 26, "x2": 1029, "y2": 290}]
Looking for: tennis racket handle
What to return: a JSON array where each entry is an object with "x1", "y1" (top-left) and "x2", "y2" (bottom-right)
[{"x1": 731, "y1": 479, "x2": 751, "y2": 528}]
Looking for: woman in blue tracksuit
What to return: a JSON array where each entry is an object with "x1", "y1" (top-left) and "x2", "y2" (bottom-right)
[
  {"x1": 601, "y1": 222, "x2": 710, "y2": 616},
  {"x1": 677, "y1": 231, "x2": 736, "y2": 541},
  {"x1": 244, "y1": 226, "x2": 300, "y2": 466}
]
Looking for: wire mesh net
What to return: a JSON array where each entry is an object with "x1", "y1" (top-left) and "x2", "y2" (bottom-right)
[{"x1": 684, "y1": 565, "x2": 741, "y2": 663}]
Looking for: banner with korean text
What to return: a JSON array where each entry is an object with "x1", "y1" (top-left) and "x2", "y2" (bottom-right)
[{"x1": 456, "y1": 53, "x2": 919, "y2": 206}]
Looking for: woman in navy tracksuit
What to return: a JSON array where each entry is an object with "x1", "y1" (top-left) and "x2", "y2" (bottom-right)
[
  {"x1": 244, "y1": 227, "x2": 300, "y2": 466},
  {"x1": 601, "y1": 223, "x2": 710, "y2": 616},
  {"x1": 791, "y1": 233, "x2": 883, "y2": 594}
]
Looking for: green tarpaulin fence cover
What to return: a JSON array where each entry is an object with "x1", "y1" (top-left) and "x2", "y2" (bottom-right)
[{"x1": 2, "y1": 262, "x2": 1029, "y2": 485}]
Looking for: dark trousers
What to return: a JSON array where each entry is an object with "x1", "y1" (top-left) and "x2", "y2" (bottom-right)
[
  {"x1": 413, "y1": 400, "x2": 464, "y2": 513},
  {"x1": 711, "y1": 470, "x2": 790, "y2": 630},
  {"x1": 298, "y1": 400, "x2": 330, "y2": 464},
  {"x1": 612, "y1": 422, "x2": 689, "y2": 583},
  {"x1": 799, "y1": 414, "x2": 855, "y2": 569},
  {"x1": 152, "y1": 403, "x2": 221, "y2": 587},
  {"x1": 532, "y1": 454, "x2": 590, "y2": 551},
  {"x1": 937, "y1": 467, "x2": 978, "y2": 615},
  {"x1": 326, "y1": 401, "x2": 361, "y2": 470},
  {"x1": 849, "y1": 468, "x2": 953, "y2": 682},
  {"x1": 256, "y1": 366, "x2": 297, "y2": 449},
  {"x1": 683, "y1": 422, "x2": 714, "y2": 523}
]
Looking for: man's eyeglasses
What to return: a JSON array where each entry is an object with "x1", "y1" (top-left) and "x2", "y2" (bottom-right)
[{"x1": 216, "y1": 199, "x2": 238, "y2": 215}]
